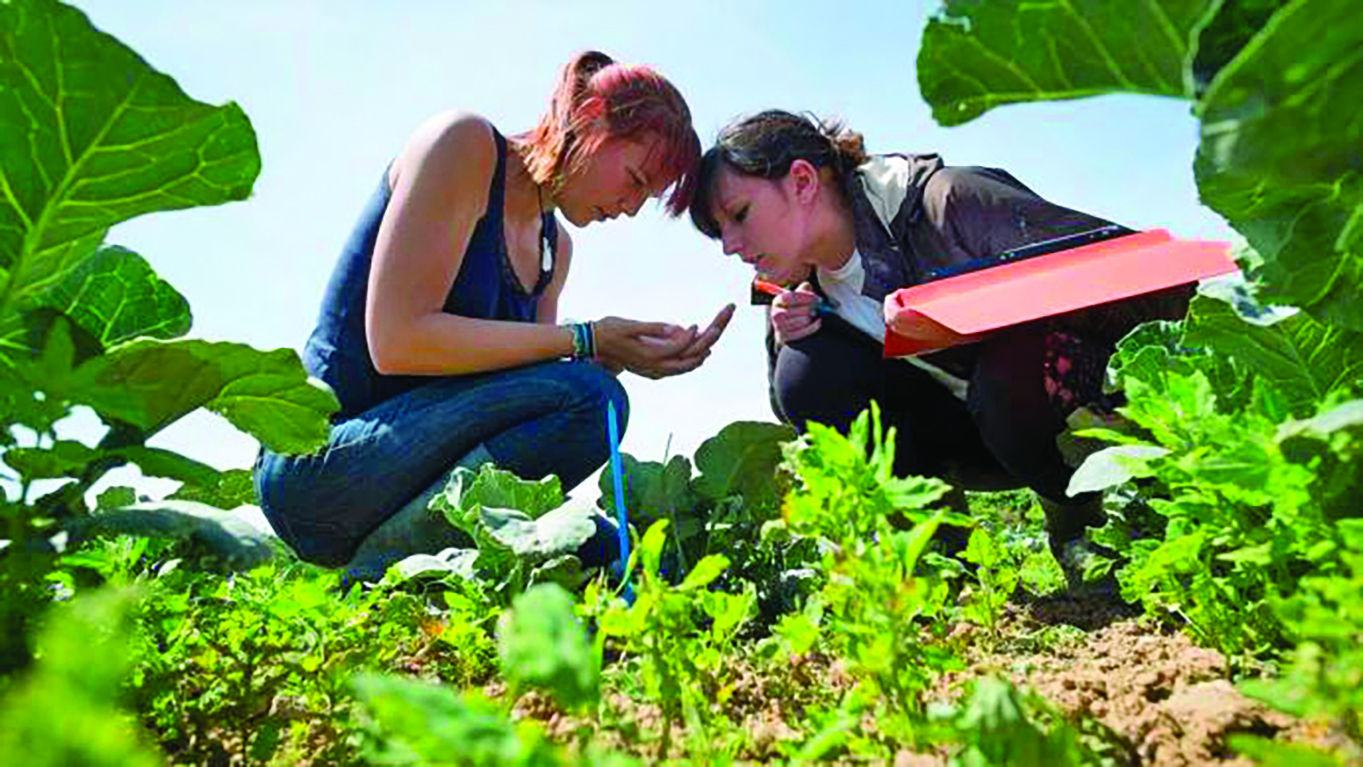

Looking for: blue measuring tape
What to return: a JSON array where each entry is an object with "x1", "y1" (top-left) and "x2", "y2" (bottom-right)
[{"x1": 606, "y1": 400, "x2": 634, "y2": 604}]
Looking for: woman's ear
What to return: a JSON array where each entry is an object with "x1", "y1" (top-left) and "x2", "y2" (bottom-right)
[{"x1": 787, "y1": 159, "x2": 821, "y2": 204}]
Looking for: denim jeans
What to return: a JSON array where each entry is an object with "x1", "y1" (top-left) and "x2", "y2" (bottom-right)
[{"x1": 254, "y1": 359, "x2": 628, "y2": 569}]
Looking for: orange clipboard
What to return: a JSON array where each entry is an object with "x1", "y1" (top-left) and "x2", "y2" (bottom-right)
[{"x1": 883, "y1": 228, "x2": 1238, "y2": 357}]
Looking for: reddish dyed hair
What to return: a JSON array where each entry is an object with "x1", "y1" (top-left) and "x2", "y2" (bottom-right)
[{"x1": 520, "y1": 50, "x2": 700, "y2": 217}]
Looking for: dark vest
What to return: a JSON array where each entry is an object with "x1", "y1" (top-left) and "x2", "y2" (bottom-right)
[{"x1": 303, "y1": 127, "x2": 557, "y2": 420}]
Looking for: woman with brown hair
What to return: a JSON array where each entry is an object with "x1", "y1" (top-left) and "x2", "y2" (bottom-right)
[{"x1": 689, "y1": 109, "x2": 1191, "y2": 573}]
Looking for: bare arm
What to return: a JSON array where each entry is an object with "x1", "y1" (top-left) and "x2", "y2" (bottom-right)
[{"x1": 366, "y1": 112, "x2": 576, "y2": 375}]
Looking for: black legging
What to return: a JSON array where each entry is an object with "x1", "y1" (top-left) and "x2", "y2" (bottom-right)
[{"x1": 771, "y1": 316, "x2": 1091, "y2": 507}]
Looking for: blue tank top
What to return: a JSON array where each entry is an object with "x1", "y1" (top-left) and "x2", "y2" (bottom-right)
[{"x1": 302, "y1": 127, "x2": 558, "y2": 420}]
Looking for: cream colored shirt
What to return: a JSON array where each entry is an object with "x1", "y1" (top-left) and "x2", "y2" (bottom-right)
[{"x1": 818, "y1": 250, "x2": 970, "y2": 401}]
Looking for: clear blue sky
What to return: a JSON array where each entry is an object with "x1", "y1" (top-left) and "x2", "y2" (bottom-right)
[{"x1": 66, "y1": 0, "x2": 1232, "y2": 499}]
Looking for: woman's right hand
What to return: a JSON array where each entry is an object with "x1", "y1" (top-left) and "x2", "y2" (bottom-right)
[
  {"x1": 770, "y1": 282, "x2": 823, "y2": 344},
  {"x1": 593, "y1": 304, "x2": 734, "y2": 379}
]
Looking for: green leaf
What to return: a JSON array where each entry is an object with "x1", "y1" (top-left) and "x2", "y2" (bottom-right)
[
  {"x1": 692, "y1": 420, "x2": 795, "y2": 506},
  {"x1": 1194, "y1": 0, "x2": 1363, "y2": 329},
  {"x1": 166, "y1": 467, "x2": 255, "y2": 510},
  {"x1": 0, "y1": 589, "x2": 162, "y2": 767},
  {"x1": 425, "y1": 468, "x2": 602, "y2": 593},
  {"x1": 962, "y1": 527, "x2": 1004, "y2": 569},
  {"x1": 679, "y1": 554, "x2": 729, "y2": 591},
  {"x1": 1276, "y1": 398, "x2": 1363, "y2": 443},
  {"x1": 640, "y1": 519, "x2": 669, "y2": 578},
  {"x1": 107, "y1": 445, "x2": 219, "y2": 487},
  {"x1": 2, "y1": 438, "x2": 96, "y2": 480},
  {"x1": 436, "y1": 465, "x2": 564, "y2": 533},
  {"x1": 351, "y1": 674, "x2": 561, "y2": 766},
  {"x1": 597, "y1": 453, "x2": 701, "y2": 540},
  {"x1": 1067, "y1": 444, "x2": 1168, "y2": 495},
  {"x1": 391, "y1": 548, "x2": 480, "y2": 582},
  {"x1": 1226, "y1": 734, "x2": 1344, "y2": 766},
  {"x1": 478, "y1": 498, "x2": 599, "y2": 565},
  {"x1": 918, "y1": 0, "x2": 1203, "y2": 126},
  {"x1": 23, "y1": 245, "x2": 192, "y2": 348},
  {"x1": 66, "y1": 499, "x2": 275, "y2": 572},
  {"x1": 1188, "y1": 0, "x2": 1293, "y2": 95},
  {"x1": 0, "y1": 0, "x2": 259, "y2": 290},
  {"x1": 1183, "y1": 294, "x2": 1363, "y2": 416},
  {"x1": 498, "y1": 583, "x2": 599, "y2": 711},
  {"x1": 66, "y1": 338, "x2": 337, "y2": 452},
  {"x1": 1218, "y1": 541, "x2": 1273, "y2": 564},
  {"x1": 950, "y1": 676, "x2": 1082, "y2": 766},
  {"x1": 94, "y1": 485, "x2": 136, "y2": 510}
]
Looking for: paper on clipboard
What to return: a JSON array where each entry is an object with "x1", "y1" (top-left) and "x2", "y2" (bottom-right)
[{"x1": 881, "y1": 229, "x2": 1238, "y2": 357}]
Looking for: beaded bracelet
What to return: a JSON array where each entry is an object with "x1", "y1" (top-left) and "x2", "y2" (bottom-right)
[{"x1": 564, "y1": 321, "x2": 596, "y2": 360}]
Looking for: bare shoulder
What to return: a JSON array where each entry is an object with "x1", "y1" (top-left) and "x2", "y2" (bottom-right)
[{"x1": 389, "y1": 111, "x2": 497, "y2": 197}]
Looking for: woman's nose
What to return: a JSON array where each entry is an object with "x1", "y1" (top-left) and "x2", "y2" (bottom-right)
[
  {"x1": 623, "y1": 190, "x2": 646, "y2": 217},
  {"x1": 721, "y1": 229, "x2": 742, "y2": 256}
]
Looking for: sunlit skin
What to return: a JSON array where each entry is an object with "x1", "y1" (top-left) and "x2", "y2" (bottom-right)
[
  {"x1": 539, "y1": 130, "x2": 734, "y2": 363},
  {"x1": 552, "y1": 134, "x2": 664, "y2": 228},
  {"x1": 369, "y1": 112, "x2": 732, "y2": 381},
  {"x1": 709, "y1": 159, "x2": 853, "y2": 343},
  {"x1": 708, "y1": 158, "x2": 976, "y2": 347}
]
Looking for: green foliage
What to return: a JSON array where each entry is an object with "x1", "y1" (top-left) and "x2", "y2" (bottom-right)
[
  {"x1": 422, "y1": 465, "x2": 597, "y2": 600},
  {"x1": 918, "y1": 0, "x2": 1204, "y2": 126},
  {"x1": 353, "y1": 673, "x2": 562, "y2": 767},
  {"x1": 1237, "y1": 519, "x2": 1363, "y2": 748},
  {"x1": 128, "y1": 562, "x2": 499, "y2": 763},
  {"x1": 919, "y1": 0, "x2": 1363, "y2": 330},
  {"x1": 780, "y1": 403, "x2": 964, "y2": 753},
  {"x1": 498, "y1": 583, "x2": 599, "y2": 713},
  {"x1": 930, "y1": 677, "x2": 1093, "y2": 767},
  {"x1": 781, "y1": 402, "x2": 960, "y2": 541},
  {"x1": 691, "y1": 420, "x2": 796, "y2": 507},
  {"x1": 919, "y1": 0, "x2": 1363, "y2": 673},
  {"x1": 0, "y1": 0, "x2": 335, "y2": 672},
  {"x1": 588, "y1": 519, "x2": 755, "y2": 759},
  {"x1": 0, "y1": 589, "x2": 161, "y2": 766},
  {"x1": 959, "y1": 528, "x2": 1021, "y2": 644},
  {"x1": 1181, "y1": 295, "x2": 1363, "y2": 418},
  {"x1": 596, "y1": 421, "x2": 800, "y2": 596},
  {"x1": 1193, "y1": 0, "x2": 1363, "y2": 330},
  {"x1": 1064, "y1": 299, "x2": 1363, "y2": 658}
]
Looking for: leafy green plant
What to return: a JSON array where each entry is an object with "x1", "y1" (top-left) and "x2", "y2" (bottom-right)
[
  {"x1": 920, "y1": 0, "x2": 1363, "y2": 330},
  {"x1": 127, "y1": 562, "x2": 499, "y2": 764},
  {"x1": 422, "y1": 465, "x2": 601, "y2": 601},
  {"x1": 928, "y1": 676, "x2": 1123, "y2": 767},
  {"x1": 0, "y1": 0, "x2": 336, "y2": 672},
  {"x1": 352, "y1": 673, "x2": 563, "y2": 767},
  {"x1": 1064, "y1": 303, "x2": 1363, "y2": 659},
  {"x1": 779, "y1": 403, "x2": 965, "y2": 753},
  {"x1": 498, "y1": 582, "x2": 600, "y2": 713},
  {"x1": 596, "y1": 420, "x2": 812, "y2": 622},
  {"x1": 1233, "y1": 518, "x2": 1363, "y2": 762},
  {"x1": 958, "y1": 527, "x2": 1021, "y2": 645},
  {"x1": 0, "y1": 589, "x2": 161, "y2": 766},
  {"x1": 587, "y1": 519, "x2": 755, "y2": 760},
  {"x1": 916, "y1": 0, "x2": 1363, "y2": 675}
]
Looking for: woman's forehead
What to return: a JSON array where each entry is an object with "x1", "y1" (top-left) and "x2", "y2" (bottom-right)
[{"x1": 713, "y1": 166, "x2": 764, "y2": 207}]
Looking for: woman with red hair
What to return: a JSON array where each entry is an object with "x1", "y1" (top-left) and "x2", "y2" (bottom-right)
[{"x1": 255, "y1": 51, "x2": 730, "y2": 580}]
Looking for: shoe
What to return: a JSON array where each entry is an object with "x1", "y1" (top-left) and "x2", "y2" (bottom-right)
[{"x1": 1051, "y1": 536, "x2": 1121, "y2": 597}]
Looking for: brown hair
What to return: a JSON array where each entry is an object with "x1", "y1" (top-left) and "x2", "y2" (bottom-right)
[
  {"x1": 689, "y1": 110, "x2": 868, "y2": 238},
  {"x1": 519, "y1": 50, "x2": 701, "y2": 216}
]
